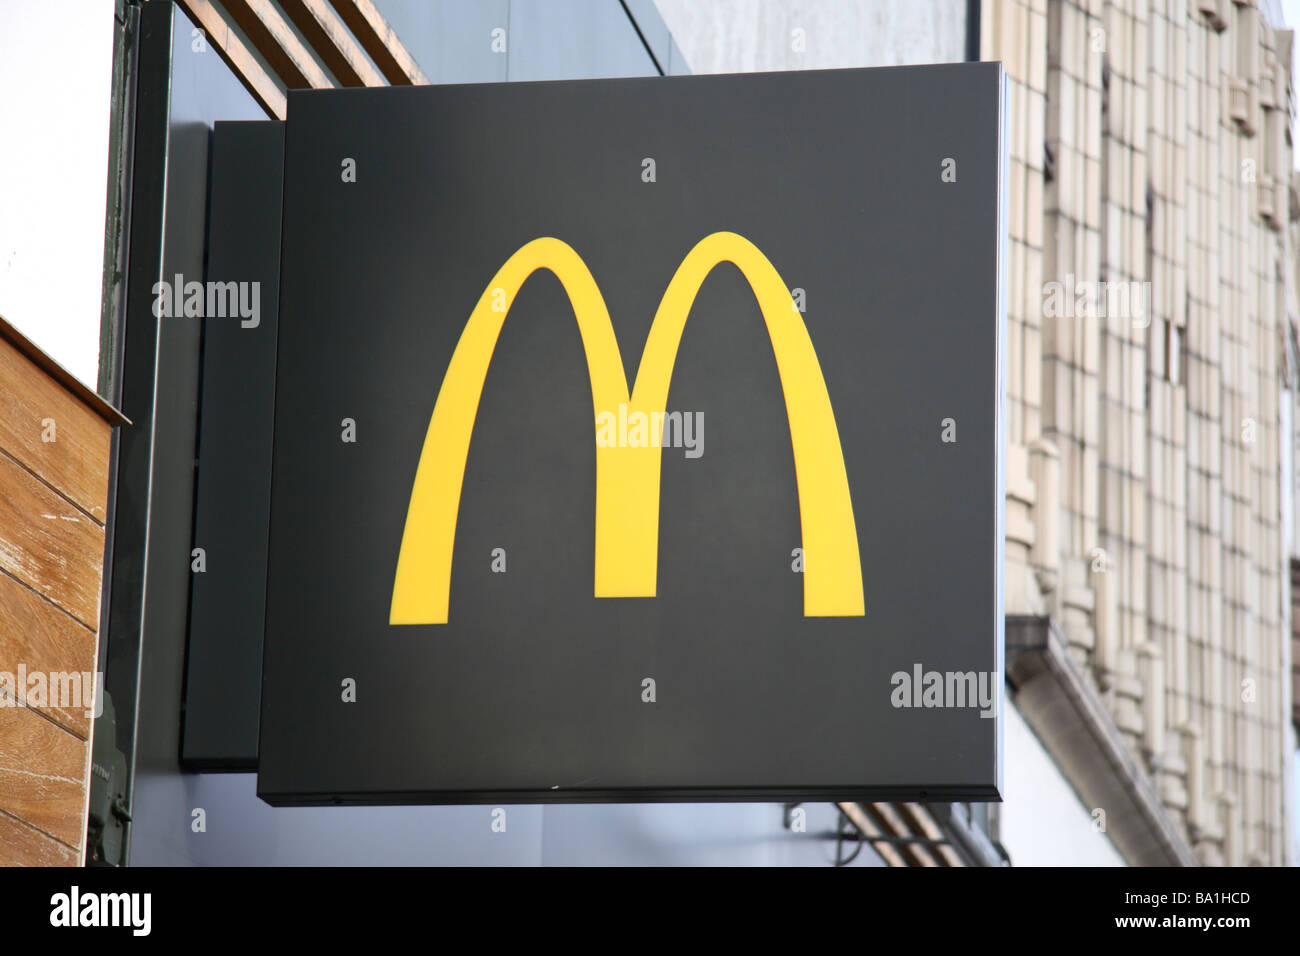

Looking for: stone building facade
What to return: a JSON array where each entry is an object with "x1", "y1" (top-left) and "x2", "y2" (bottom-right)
[{"x1": 988, "y1": 0, "x2": 1294, "y2": 865}]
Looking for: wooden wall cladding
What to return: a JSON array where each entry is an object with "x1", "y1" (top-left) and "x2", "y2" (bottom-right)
[
  {"x1": 0, "y1": 706, "x2": 91, "y2": 849},
  {"x1": 0, "y1": 322, "x2": 123, "y2": 866},
  {"x1": 0, "y1": 811, "x2": 77, "y2": 867},
  {"x1": 0, "y1": 453, "x2": 106, "y2": 629},
  {"x1": 0, "y1": 338, "x2": 110, "y2": 520}
]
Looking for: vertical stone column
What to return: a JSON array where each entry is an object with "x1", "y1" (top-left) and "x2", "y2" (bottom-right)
[{"x1": 988, "y1": 0, "x2": 1053, "y2": 617}]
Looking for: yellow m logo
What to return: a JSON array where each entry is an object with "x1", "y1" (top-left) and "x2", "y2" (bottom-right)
[{"x1": 391, "y1": 231, "x2": 864, "y2": 625}]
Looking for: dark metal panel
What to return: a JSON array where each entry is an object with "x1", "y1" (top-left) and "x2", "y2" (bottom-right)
[
  {"x1": 181, "y1": 121, "x2": 285, "y2": 769},
  {"x1": 103, "y1": 0, "x2": 267, "y2": 862},
  {"x1": 102, "y1": 2, "x2": 181, "y2": 853},
  {"x1": 132, "y1": 13, "x2": 267, "y2": 791}
]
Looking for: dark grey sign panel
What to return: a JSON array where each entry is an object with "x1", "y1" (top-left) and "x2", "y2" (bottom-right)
[
  {"x1": 182, "y1": 121, "x2": 284, "y2": 769},
  {"x1": 257, "y1": 64, "x2": 1006, "y2": 805}
]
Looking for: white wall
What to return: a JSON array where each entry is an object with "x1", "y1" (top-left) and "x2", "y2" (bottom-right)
[
  {"x1": 0, "y1": 0, "x2": 115, "y2": 387},
  {"x1": 652, "y1": 0, "x2": 967, "y2": 74},
  {"x1": 1000, "y1": 700, "x2": 1126, "y2": 866}
]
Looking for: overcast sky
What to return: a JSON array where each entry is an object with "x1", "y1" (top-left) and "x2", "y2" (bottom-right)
[{"x1": 0, "y1": 1, "x2": 113, "y2": 388}]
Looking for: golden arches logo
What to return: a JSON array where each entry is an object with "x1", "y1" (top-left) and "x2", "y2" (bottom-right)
[{"x1": 390, "y1": 231, "x2": 864, "y2": 625}]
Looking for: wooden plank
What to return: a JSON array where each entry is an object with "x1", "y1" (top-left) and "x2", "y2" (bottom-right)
[
  {"x1": 867, "y1": 802, "x2": 940, "y2": 867},
  {"x1": 281, "y1": 0, "x2": 385, "y2": 87},
  {"x1": 837, "y1": 802, "x2": 906, "y2": 866},
  {"x1": 0, "y1": 452, "x2": 105, "y2": 630},
  {"x1": 328, "y1": 0, "x2": 429, "y2": 85},
  {"x1": 0, "y1": 335, "x2": 111, "y2": 523},
  {"x1": 176, "y1": 0, "x2": 288, "y2": 119},
  {"x1": 898, "y1": 802, "x2": 964, "y2": 866},
  {"x1": 0, "y1": 705, "x2": 87, "y2": 851},
  {"x1": 217, "y1": 0, "x2": 333, "y2": 91},
  {"x1": 0, "y1": 571, "x2": 98, "y2": 739},
  {"x1": 0, "y1": 810, "x2": 77, "y2": 867},
  {"x1": 0, "y1": 316, "x2": 127, "y2": 426}
]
